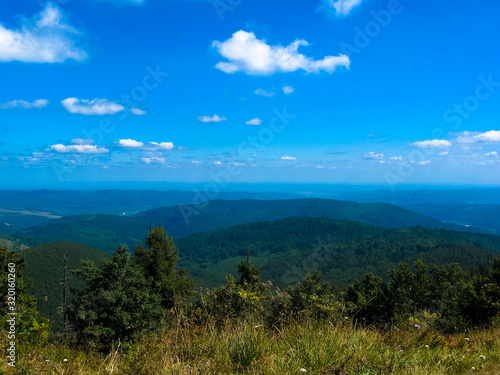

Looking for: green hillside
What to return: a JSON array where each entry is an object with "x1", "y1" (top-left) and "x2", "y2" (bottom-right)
[
  {"x1": 18, "y1": 214, "x2": 148, "y2": 253},
  {"x1": 135, "y1": 198, "x2": 469, "y2": 237},
  {"x1": 20, "y1": 241, "x2": 111, "y2": 330},
  {"x1": 176, "y1": 217, "x2": 500, "y2": 288},
  {"x1": 17, "y1": 198, "x2": 472, "y2": 254}
]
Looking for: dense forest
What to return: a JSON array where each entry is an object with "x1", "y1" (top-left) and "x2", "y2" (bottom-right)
[{"x1": 2, "y1": 222, "x2": 500, "y2": 373}]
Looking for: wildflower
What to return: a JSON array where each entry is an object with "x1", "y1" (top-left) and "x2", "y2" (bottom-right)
[
  {"x1": 63, "y1": 359, "x2": 68, "y2": 362},
  {"x1": 480, "y1": 355, "x2": 486, "y2": 360},
  {"x1": 45, "y1": 360, "x2": 49, "y2": 362},
  {"x1": 465, "y1": 338, "x2": 469, "y2": 341},
  {"x1": 415, "y1": 324, "x2": 421, "y2": 328},
  {"x1": 300, "y1": 369, "x2": 307, "y2": 373},
  {"x1": 425, "y1": 345, "x2": 429, "y2": 348},
  {"x1": 472, "y1": 367, "x2": 476, "y2": 370}
]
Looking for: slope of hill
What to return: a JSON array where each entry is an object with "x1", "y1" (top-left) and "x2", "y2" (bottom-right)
[
  {"x1": 336, "y1": 188, "x2": 500, "y2": 205},
  {"x1": 18, "y1": 215, "x2": 149, "y2": 253},
  {"x1": 0, "y1": 189, "x2": 301, "y2": 216},
  {"x1": 401, "y1": 203, "x2": 500, "y2": 235},
  {"x1": 175, "y1": 217, "x2": 500, "y2": 289},
  {"x1": 17, "y1": 199, "x2": 477, "y2": 253},
  {"x1": 134, "y1": 198, "x2": 471, "y2": 238},
  {"x1": 20, "y1": 241, "x2": 111, "y2": 330}
]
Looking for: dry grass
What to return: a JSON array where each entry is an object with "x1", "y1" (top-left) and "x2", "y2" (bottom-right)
[{"x1": 3, "y1": 320, "x2": 500, "y2": 374}]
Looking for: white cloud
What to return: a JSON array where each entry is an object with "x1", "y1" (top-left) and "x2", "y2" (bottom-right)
[
  {"x1": 214, "y1": 161, "x2": 223, "y2": 165},
  {"x1": 191, "y1": 160, "x2": 202, "y2": 164},
  {"x1": 213, "y1": 30, "x2": 350, "y2": 75},
  {"x1": 130, "y1": 108, "x2": 147, "y2": 115},
  {"x1": 233, "y1": 162, "x2": 245, "y2": 166},
  {"x1": 150, "y1": 142, "x2": 174, "y2": 150},
  {"x1": 364, "y1": 151, "x2": 384, "y2": 159},
  {"x1": 325, "y1": 0, "x2": 363, "y2": 16},
  {"x1": 281, "y1": 156, "x2": 297, "y2": 160},
  {"x1": 440, "y1": 151, "x2": 449, "y2": 155},
  {"x1": 283, "y1": 85, "x2": 295, "y2": 94},
  {"x1": 62, "y1": 98, "x2": 124, "y2": 115},
  {"x1": 455, "y1": 131, "x2": 500, "y2": 144},
  {"x1": 254, "y1": 88, "x2": 275, "y2": 97},
  {"x1": 412, "y1": 140, "x2": 452, "y2": 148},
  {"x1": 197, "y1": 114, "x2": 227, "y2": 123},
  {"x1": 389, "y1": 156, "x2": 402, "y2": 161},
  {"x1": 71, "y1": 138, "x2": 94, "y2": 145},
  {"x1": 116, "y1": 139, "x2": 174, "y2": 150},
  {"x1": 0, "y1": 3, "x2": 87, "y2": 63},
  {"x1": 118, "y1": 139, "x2": 144, "y2": 148},
  {"x1": 474, "y1": 131, "x2": 500, "y2": 142},
  {"x1": 0, "y1": 99, "x2": 49, "y2": 109},
  {"x1": 419, "y1": 161, "x2": 431, "y2": 165},
  {"x1": 486, "y1": 151, "x2": 498, "y2": 157},
  {"x1": 245, "y1": 117, "x2": 263, "y2": 125},
  {"x1": 142, "y1": 157, "x2": 165, "y2": 164},
  {"x1": 50, "y1": 144, "x2": 109, "y2": 154}
]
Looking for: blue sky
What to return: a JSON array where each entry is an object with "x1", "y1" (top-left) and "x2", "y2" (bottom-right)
[{"x1": 1, "y1": 0, "x2": 500, "y2": 188}]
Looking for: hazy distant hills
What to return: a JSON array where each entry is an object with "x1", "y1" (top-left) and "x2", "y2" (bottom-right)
[
  {"x1": 134, "y1": 198, "x2": 469, "y2": 236},
  {"x1": 18, "y1": 215, "x2": 148, "y2": 253},
  {"x1": 336, "y1": 188, "x2": 500, "y2": 205},
  {"x1": 0, "y1": 189, "x2": 301, "y2": 216},
  {"x1": 175, "y1": 216, "x2": 500, "y2": 289},
  {"x1": 400, "y1": 203, "x2": 500, "y2": 235},
  {"x1": 0, "y1": 189, "x2": 299, "y2": 235},
  {"x1": 16, "y1": 198, "x2": 473, "y2": 253}
]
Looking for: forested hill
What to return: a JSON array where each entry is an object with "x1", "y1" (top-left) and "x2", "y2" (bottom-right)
[
  {"x1": 20, "y1": 241, "x2": 111, "y2": 331},
  {"x1": 176, "y1": 217, "x2": 500, "y2": 288},
  {"x1": 16, "y1": 198, "x2": 473, "y2": 253},
  {"x1": 134, "y1": 198, "x2": 470, "y2": 237}
]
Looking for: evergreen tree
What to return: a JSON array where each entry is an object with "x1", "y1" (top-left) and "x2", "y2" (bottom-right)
[{"x1": 0, "y1": 246, "x2": 50, "y2": 343}]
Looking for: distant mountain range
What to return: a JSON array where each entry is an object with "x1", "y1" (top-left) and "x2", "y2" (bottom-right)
[{"x1": 14, "y1": 198, "x2": 474, "y2": 253}]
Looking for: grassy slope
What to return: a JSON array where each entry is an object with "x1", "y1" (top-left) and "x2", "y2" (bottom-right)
[
  {"x1": 3, "y1": 320, "x2": 499, "y2": 374},
  {"x1": 20, "y1": 241, "x2": 111, "y2": 330}
]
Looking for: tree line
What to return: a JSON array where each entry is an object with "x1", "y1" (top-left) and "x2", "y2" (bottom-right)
[{"x1": 1, "y1": 225, "x2": 500, "y2": 352}]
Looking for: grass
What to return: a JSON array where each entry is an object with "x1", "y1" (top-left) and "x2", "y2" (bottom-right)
[{"x1": 3, "y1": 319, "x2": 500, "y2": 374}]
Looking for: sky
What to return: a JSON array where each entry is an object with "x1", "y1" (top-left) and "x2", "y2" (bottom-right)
[{"x1": 1, "y1": 0, "x2": 500, "y2": 189}]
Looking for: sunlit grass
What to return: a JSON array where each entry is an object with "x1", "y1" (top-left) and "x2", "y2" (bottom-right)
[{"x1": 3, "y1": 319, "x2": 500, "y2": 374}]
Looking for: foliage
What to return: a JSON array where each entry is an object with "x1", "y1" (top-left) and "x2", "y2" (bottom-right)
[
  {"x1": 20, "y1": 241, "x2": 110, "y2": 331},
  {"x1": 176, "y1": 217, "x2": 500, "y2": 289},
  {"x1": 68, "y1": 226, "x2": 194, "y2": 350},
  {"x1": 344, "y1": 258, "x2": 500, "y2": 333},
  {"x1": 0, "y1": 246, "x2": 50, "y2": 344}
]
